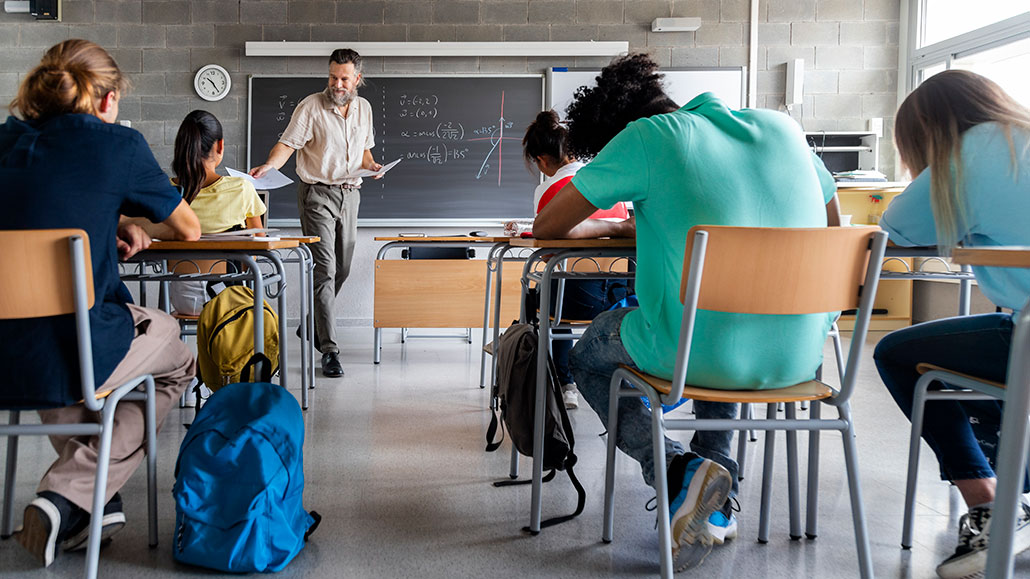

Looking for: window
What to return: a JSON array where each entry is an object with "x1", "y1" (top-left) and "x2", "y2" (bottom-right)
[
  {"x1": 902, "y1": 3, "x2": 1030, "y2": 100},
  {"x1": 921, "y1": 1, "x2": 1028, "y2": 47}
]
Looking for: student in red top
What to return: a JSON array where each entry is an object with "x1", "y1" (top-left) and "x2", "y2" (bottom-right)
[{"x1": 522, "y1": 110, "x2": 631, "y2": 409}]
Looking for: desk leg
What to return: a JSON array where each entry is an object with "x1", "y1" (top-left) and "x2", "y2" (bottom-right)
[
  {"x1": 239, "y1": 255, "x2": 265, "y2": 369},
  {"x1": 306, "y1": 245, "x2": 316, "y2": 389},
  {"x1": 491, "y1": 251, "x2": 506, "y2": 407},
  {"x1": 959, "y1": 265, "x2": 972, "y2": 317},
  {"x1": 294, "y1": 247, "x2": 309, "y2": 403},
  {"x1": 984, "y1": 301, "x2": 1030, "y2": 579},
  {"x1": 374, "y1": 328, "x2": 382, "y2": 364},
  {"x1": 529, "y1": 261, "x2": 554, "y2": 534},
  {"x1": 480, "y1": 243, "x2": 502, "y2": 389}
]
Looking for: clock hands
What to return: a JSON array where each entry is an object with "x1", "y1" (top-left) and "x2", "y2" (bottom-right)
[{"x1": 204, "y1": 77, "x2": 219, "y2": 92}]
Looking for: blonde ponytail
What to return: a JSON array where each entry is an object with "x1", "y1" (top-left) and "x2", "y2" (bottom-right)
[{"x1": 10, "y1": 39, "x2": 127, "y2": 121}]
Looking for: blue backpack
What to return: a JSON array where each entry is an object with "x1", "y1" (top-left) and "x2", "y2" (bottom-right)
[{"x1": 172, "y1": 378, "x2": 320, "y2": 572}]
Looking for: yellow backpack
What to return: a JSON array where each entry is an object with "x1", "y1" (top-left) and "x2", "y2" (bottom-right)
[{"x1": 196, "y1": 286, "x2": 279, "y2": 390}]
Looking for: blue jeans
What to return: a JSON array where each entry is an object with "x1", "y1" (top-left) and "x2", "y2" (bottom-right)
[
  {"x1": 874, "y1": 313, "x2": 1012, "y2": 481},
  {"x1": 569, "y1": 307, "x2": 739, "y2": 493},
  {"x1": 550, "y1": 279, "x2": 630, "y2": 385}
]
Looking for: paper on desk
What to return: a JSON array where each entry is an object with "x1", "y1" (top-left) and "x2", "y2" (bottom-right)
[
  {"x1": 200, "y1": 228, "x2": 280, "y2": 241},
  {"x1": 226, "y1": 167, "x2": 293, "y2": 190},
  {"x1": 353, "y1": 157, "x2": 401, "y2": 178}
]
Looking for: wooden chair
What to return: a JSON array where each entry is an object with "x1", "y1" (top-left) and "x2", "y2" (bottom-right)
[
  {"x1": 0, "y1": 230, "x2": 159, "y2": 579},
  {"x1": 900, "y1": 364, "x2": 1007, "y2": 549},
  {"x1": 601, "y1": 225, "x2": 886, "y2": 579}
]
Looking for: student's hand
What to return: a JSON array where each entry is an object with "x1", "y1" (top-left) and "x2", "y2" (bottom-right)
[
  {"x1": 249, "y1": 164, "x2": 272, "y2": 179},
  {"x1": 116, "y1": 222, "x2": 152, "y2": 260}
]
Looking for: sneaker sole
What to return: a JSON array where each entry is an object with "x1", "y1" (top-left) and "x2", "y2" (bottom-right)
[
  {"x1": 61, "y1": 512, "x2": 127, "y2": 552},
  {"x1": 937, "y1": 509, "x2": 1030, "y2": 579},
  {"x1": 16, "y1": 501, "x2": 59, "y2": 567},
  {"x1": 708, "y1": 520, "x2": 738, "y2": 545},
  {"x1": 670, "y1": 462, "x2": 732, "y2": 571}
]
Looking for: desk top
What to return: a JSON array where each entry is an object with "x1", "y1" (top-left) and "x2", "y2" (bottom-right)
[
  {"x1": 145, "y1": 238, "x2": 301, "y2": 251},
  {"x1": 374, "y1": 236, "x2": 510, "y2": 243},
  {"x1": 280, "y1": 235, "x2": 320, "y2": 244},
  {"x1": 952, "y1": 246, "x2": 1030, "y2": 268},
  {"x1": 508, "y1": 237, "x2": 636, "y2": 248},
  {"x1": 835, "y1": 182, "x2": 908, "y2": 194}
]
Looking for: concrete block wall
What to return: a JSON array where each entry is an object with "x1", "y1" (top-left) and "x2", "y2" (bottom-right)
[{"x1": 0, "y1": 0, "x2": 901, "y2": 327}]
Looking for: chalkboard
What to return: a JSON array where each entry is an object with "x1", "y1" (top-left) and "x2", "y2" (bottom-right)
[
  {"x1": 248, "y1": 75, "x2": 543, "y2": 225},
  {"x1": 546, "y1": 67, "x2": 745, "y2": 121}
]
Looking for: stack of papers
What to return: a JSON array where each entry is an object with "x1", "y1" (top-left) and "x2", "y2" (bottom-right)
[
  {"x1": 199, "y1": 228, "x2": 280, "y2": 241},
  {"x1": 354, "y1": 158, "x2": 402, "y2": 178},
  {"x1": 834, "y1": 170, "x2": 887, "y2": 182}
]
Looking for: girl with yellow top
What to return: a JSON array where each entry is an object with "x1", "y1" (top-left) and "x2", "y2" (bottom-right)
[{"x1": 169, "y1": 110, "x2": 267, "y2": 314}]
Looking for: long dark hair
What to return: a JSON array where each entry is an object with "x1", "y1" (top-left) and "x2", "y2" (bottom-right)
[
  {"x1": 523, "y1": 110, "x2": 569, "y2": 168},
  {"x1": 172, "y1": 110, "x2": 223, "y2": 203}
]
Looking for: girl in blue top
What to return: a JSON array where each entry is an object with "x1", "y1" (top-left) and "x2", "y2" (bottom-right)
[{"x1": 874, "y1": 70, "x2": 1030, "y2": 579}]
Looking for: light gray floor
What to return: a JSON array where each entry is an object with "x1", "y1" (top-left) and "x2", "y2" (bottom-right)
[{"x1": 2, "y1": 328, "x2": 1028, "y2": 578}]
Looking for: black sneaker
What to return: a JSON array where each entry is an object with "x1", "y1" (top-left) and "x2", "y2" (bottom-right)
[
  {"x1": 321, "y1": 351, "x2": 344, "y2": 378},
  {"x1": 936, "y1": 501, "x2": 1030, "y2": 579},
  {"x1": 14, "y1": 492, "x2": 74, "y2": 567},
  {"x1": 60, "y1": 492, "x2": 126, "y2": 552}
]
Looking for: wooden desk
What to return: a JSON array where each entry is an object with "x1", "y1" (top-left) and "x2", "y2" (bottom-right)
[
  {"x1": 372, "y1": 237, "x2": 522, "y2": 368},
  {"x1": 505, "y1": 237, "x2": 637, "y2": 534},
  {"x1": 951, "y1": 246, "x2": 1030, "y2": 579},
  {"x1": 125, "y1": 238, "x2": 313, "y2": 408}
]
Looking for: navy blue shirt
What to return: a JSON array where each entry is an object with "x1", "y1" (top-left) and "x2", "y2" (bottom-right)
[{"x1": 0, "y1": 114, "x2": 181, "y2": 408}]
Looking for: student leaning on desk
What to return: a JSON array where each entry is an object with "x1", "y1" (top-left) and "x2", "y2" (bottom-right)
[
  {"x1": 0, "y1": 39, "x2": 201, "y2": 568},
  {"x1": 871, "y1": 70, "x2": 1030, "y2": 579},
  {"x1": 532, "y1": 53, "x2": 841, "y2": 572}
]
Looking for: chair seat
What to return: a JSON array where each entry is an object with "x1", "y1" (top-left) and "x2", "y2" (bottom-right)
[
  {"x1": 915, "y1": 362, "x2": 1006, "y2": 389},
  {"x1": 545, "y1": 314, "x2": 592, "y2": 325},
  {"x1": 620, "y1": 365, "x2": 834, "y2": 403},
  {"x1": 172, "y1": 312, "x2": 200, "y2": 321}
]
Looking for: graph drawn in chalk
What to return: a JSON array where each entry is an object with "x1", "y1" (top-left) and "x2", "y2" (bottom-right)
[{"x1": 468, "y1": 91, "x2": 522, "y2": 186}]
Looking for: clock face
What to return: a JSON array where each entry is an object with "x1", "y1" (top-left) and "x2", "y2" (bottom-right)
[{"x1": 194, "y1": 65, "x2": 231, "y2": 102}]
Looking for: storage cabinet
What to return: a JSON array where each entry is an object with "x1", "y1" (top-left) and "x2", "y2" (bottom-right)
[{"x1": 805, "y1": 131, "x2": 880, "y2": 174}]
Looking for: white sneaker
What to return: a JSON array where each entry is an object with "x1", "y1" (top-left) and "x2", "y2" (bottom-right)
[
  {"x1": 561, "y1": 384, "x2": 579, "y2": 409},
  {"x1": 936, "y1": 501, "x2": 1030, "y2": 579}
]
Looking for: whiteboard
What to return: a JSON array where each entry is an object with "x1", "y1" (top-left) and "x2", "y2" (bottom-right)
[{"x1": 546, "y1": 67, "x2": 746, "y2": 120}]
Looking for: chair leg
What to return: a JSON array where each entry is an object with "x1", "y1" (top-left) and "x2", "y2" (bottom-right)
[
  {"x1": 650, "y1": 392, "x2": 674, "y2": 579},
  {"x1": 840, "y1": 403, "x2": 874, "y2": 579},
  {"x1": 831, "y1": 324, "x2": 846, "y2": 386},
  {"x1": 1, "y1": 411, "x2": 21, "y2": 539},
  {"x1": 85, "y1": 404, "x2": 119, "y2": 579},
  {"x1": 785, "y1": 403, "x2": 802, "y2": 540},
  {"x1": 144, "y1": 377, "x2": 158, "y2": 548},
  {"x1": 735, "y1": 417, "x2": 748, "y2": 483},
  {"x1": 508, "y1": 444, "x2": 519, "y2": 479},
  {"x1": 758, "y1": 403, "x2": 777, "y2": 544},
  {"x1": 902, "y1": 374, "x2": 932, "y2": 549},
  {"x1": 602, "y1": 376, "x2": 622, "y2": 544},
  {"x1": 805, "y1": 401, "x2": 822, "y2": 539}
]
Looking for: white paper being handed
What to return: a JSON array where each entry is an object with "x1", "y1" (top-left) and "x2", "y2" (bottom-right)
[{"x1": 352, "y1": 158, "x2": 401, "y2": 178}]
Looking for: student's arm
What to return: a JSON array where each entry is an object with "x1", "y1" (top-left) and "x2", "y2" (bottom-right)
[
  {"x1": 826, "y1": 193, "x2": 842, "y2": 227},
  {"x1": 250, "y1": 143, "x2": 296, "y2": 179},
  {"x1": 533, "y1": 182, "x2": 635, "y2": 239},
  {"x1": 120, "y1": 200, "x2": 201, "y2": 244},
  {"x1": 246, "y1": 215, "x2": 265, "y2": 236}
]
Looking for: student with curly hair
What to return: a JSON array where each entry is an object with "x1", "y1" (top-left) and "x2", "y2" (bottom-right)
[
  {"x1": 533, "y1": 53, "x2": 839, "y2": 570},
  {"x1": 873, "y1": 70, "x2": 1030, "y2": 579}
]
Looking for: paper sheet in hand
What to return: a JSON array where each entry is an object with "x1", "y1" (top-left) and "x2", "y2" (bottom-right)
[
  {"x1": 226, "y1": 167, "x2": 294, "y2": 190},
  {"x1": 353, "y1": 158, "x2": 401, "y2": 178}
]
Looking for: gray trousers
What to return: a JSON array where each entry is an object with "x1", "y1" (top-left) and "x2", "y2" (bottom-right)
[{"x1": 298, "y1": 182, "x2": 360, "y2": 355}]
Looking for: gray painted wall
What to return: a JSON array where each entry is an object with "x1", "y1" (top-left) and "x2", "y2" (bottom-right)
[{"x1": 0, "y1": 0, "x2": 901, "y2": 326}]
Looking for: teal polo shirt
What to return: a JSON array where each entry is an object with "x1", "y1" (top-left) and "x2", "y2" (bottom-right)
[{"x1": 572, "y1": 93, "x2": 836, "y2": 389}]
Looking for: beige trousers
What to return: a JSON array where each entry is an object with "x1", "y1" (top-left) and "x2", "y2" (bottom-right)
[{"x1": 36, "y1": 305, "x2": 195, "y2": 513}]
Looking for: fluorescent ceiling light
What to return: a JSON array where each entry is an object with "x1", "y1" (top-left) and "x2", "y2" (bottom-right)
[
  {"x1": 245, "y1": 41, "x2": 629, "y2": 58},
  {"x1": 651, "y1": 18, "x2": 702, "y2": 33}
]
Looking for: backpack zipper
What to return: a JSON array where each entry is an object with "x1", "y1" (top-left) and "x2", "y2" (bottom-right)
[{"x1": 207, "y1": 304, "x2": 278, "y2": 354}]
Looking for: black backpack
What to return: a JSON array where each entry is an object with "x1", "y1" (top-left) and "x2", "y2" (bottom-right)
[{"x1": 486, "y1": 322, "x2": 586, "y2": 530}]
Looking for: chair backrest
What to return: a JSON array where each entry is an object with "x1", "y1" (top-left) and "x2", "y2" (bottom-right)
[
  {"x1": 681, "y1": 225, "x2": 879, "y2": 314},
  {"x1": 664, "y1": 225, "x2": 887, "y2": 404},
  {"x1": 0, "y1": 229, "x2": 94, "y2": 319}
]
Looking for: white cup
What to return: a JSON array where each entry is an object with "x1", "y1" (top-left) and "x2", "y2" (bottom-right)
[{"x1": 840, "y1": 214, "x2": 853, "y2": 226}]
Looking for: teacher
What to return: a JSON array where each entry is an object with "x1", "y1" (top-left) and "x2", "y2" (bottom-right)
[{"x1": 250, "y1": 48, "x2": 381, "y2": 378}]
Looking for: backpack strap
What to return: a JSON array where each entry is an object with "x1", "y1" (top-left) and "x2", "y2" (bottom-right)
[
  {"x1": 240, "y1": 353, "x2": 273, "y2": 383},
  {"x1": 484, "y1": 406, "x2": 504, "y2": 452},
  {"x1": 304, "y1": 511, "x2": 322, "y2": 541}
]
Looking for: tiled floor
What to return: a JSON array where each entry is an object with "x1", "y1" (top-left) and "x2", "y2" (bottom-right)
[{"x1": 2, "y1": 328, "x2": 1027, "y2": 578}]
